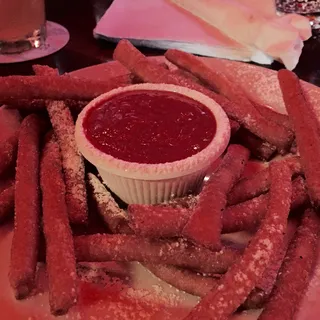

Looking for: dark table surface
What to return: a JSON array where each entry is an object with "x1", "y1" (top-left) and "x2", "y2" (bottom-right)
[{"x1": 1, "y1": 0, "x2": 320, "y2": 87}]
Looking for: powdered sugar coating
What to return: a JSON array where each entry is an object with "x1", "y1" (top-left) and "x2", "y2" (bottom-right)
[
  {"x1": 278, "y1": 69, "x2": 320, "y2": 208},
  {"x1": 202, "y1": 57, "x2": 286, "y2": 114},
  {"x1": 0, "y1": 106, "x2": 21, "y2": 176},
  {"x1": 228, "y1": 155, "x2": 301, "y2": 205},
  {"x1": 87, "y1": 173, "x2": 131, "y2": 234},
  {"x1": 223, "y1": 176, "x2": 307, "y2": 233},
  {"x1": 74, "y1": 234, "x2": 241, "y2": 275},
  {"x1": 48, "y1": 100, "x2": 88, "y2": 224},
  {"x1": 0, "y1": 74, "x2": 131, "y2": 102},
  {"x1": 201, "y1": 56, "x2": 320, "y2": 129},
  {"x1": 128, "y1": 204, "x2": 191, "y2": 238},
  {"x1": 182, "y1": 145, "x2": 250, "y2": 250},
  {"x1": 9, "y1": 115, "x2": 43, "y2": 299},
  {"x1": 259, "y1": 209, "x2": 320, "y2": 320},
  {"x1": 145, "y1": 263, "x2": 219, "y2": 298},
  {"x1": 223, "y1": 194, "x2": 268, "y2": 233},
  {"x1": 40, "y1": 136, "x2": 78, "y2": 315}
]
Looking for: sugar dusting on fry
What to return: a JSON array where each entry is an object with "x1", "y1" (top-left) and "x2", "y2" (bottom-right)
[
  {"x1": 146, "y1": 263, "x2": 271, "y2": 310},
  {"x1": 48, "y1": 100, "x2": 88, "y2": 224},
  {"x1": 0, "y1": 74, "x2": 131, "y2": 101},
  {"x1": 223, "y1": 176, "x2": 308, "y2": 233},
  {"x1": 278, "y1": 69, "x2": 320, "y2": 208},
  {"x1": 145, "y1": 263, "x2": 219, "y2": 298},
  {"x1": 182, "y1": 145, "x2": 250, "y2": 250},
  {"x1": 0, "y1": 106, "x2": 21, "y2": 176},
  {"x1": 40, "y1": 135, "x2": 78, "y2": 315},
  {"x1": 253, "y1": 102, "x2": 292, "y2": 131},
  {"x1": 228, "y1": 155, "x2": 301, "y2": 205},
  {"x1": 256, "y1": 221, "x2": 297, "y2": 295},
  {"x1": 128, "y1": 195, "x2": 198, "y2": 237},
  {"x1": 87, "y1": 173, "x2": 132, "y2": 234},
  {"x1": 223, "y1": 194, "x2": 268, "y2": 233},
  {"x1": 258, "y1": 209, "x2": 320, "y2": 320},
  {"x1": 9, "y1": 114, "x2": 43, "y2": 299},
  {"x1": 129, "y1": 204, "x2": 191, "y2": 238},
  {"x1": 74, "y1": 234, "x2": 241, "y2": 274}
]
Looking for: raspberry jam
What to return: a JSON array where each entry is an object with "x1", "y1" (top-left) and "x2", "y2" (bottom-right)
[{"x1": 83, "y1": 90, "x2": 216, "y2": 164}]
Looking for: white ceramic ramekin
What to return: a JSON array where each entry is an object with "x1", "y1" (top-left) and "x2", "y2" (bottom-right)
[{"x1": 75, "y1": 83, "x2": 230, "y2": 204}]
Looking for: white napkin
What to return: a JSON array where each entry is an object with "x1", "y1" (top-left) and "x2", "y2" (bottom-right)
[
  {"x1": 170, "y1": 0, "x2": 312, "y2": 70},
  {"x1": 94, "y1": 0, "x2": 311, "y2": 69}
]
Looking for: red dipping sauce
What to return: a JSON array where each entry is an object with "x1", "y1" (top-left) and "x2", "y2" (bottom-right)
[{"x1": 83, "y1": 90, "x2": 216, "y2": 164}]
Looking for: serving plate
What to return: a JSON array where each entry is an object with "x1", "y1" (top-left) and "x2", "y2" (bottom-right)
[{"x1": 1, "y1": 57, "x2": 320, "y2": 319}]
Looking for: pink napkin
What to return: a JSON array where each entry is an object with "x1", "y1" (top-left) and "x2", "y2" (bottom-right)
[
  {"x1": 171, "y1": 0, "x2": 311, "y2": 69},
  {"x1": 94, "y1": 0, "x2": 312, "y2": 69}
]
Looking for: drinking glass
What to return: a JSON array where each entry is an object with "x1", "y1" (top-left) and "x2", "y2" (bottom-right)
[{"x1": 0, "y1": 0, "x2": 46, "y2": 54}]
